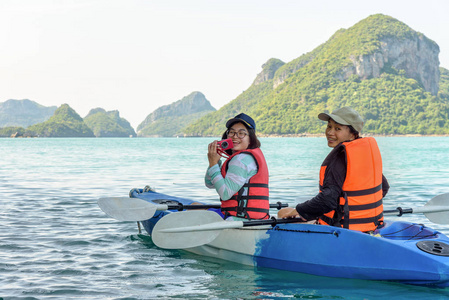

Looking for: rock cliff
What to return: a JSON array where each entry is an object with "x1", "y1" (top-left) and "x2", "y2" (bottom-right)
[
  {"x1": 253, "y1": 58, "x2": 285, "y2": 85},
  {"x1": 335, "y1": 32, "x2": 440, "y2": 95},
  {"x1": 139, "y1": 91, "x2": 215, "y2": 128},
  {"x1": 137, "y1": 91, "x2": 216, "y2": 136}
]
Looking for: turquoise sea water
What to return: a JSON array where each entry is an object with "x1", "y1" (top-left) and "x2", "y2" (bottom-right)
[{"x1": 1, "y1": 137, "x2": 449, "y2": 299}]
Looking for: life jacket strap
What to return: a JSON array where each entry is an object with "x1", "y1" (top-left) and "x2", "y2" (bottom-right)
[
  {"x1": 344, "y1": 212, "x2": 384, "y2": 225},
  {"x1": 243, "y1": 183, "x2": 269, "y2": 188},
  {"x1": 343, "y1": 192, "x2": 350, "y2": 229},
  {"x1": 236, "y1": 195, "x2": 269, "y2": 200},
  {"x1": 346, "y1": 198, "x2": 383, "y2": 211},
  {"x1": 221, "y1": 206, "x2": 269, "y2": 213},
  {"x1": 320, "y1": 212, "x2": 384, "y2": 228},
  {"x1": 318, "y1": 184, "x2": 382, "y2": 197},
  {"x1": 319, "y1": 215, "x2": 335, "y2": 226},
  {"x1": 344, "y1": 183, "x2": 382, "y2": 197}
]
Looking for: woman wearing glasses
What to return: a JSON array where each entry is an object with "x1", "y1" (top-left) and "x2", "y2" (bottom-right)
[{"x1": 205, "y1": 113, "x2": 270, "y2": 220}]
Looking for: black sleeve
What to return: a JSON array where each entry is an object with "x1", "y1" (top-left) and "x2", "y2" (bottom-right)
[
  {"x1": 295, "y1": 151, "x2": 346, "y2": 220},
  {"x1": 382, "y1": 174, "x2": 389, "y2": 198}
]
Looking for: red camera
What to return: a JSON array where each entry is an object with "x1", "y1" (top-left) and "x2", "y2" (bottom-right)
[{"x1": 217, "y1": 138, "x2": 233, "y2": 151}]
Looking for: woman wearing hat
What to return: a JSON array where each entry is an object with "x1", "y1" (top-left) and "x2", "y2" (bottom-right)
[
  {"x1": 205, "y1": 113, "x2": 270, "y2": 220},
  {"x1": 278, "y1": 107, "x2": 389, "y2": 232}
]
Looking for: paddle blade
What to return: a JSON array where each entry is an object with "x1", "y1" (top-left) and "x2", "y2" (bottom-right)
[
  {"x1": 98, "y1": 197, "x2": 158, "y2": 221},
  {"x1": 152, "y1": 210, "x2": 225, "y2": 249},
  {"x1": 423, "y1": 193, "x2": 449, "y2": 225}
]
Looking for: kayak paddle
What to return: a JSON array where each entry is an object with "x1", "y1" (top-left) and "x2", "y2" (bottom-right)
[
  {"x1": 97, "y1": 197, "x2": 288, "y2": 221},
  {"x1": 383, "y1": 192, "x2": 449, "y2": 225},
  {"x1": 152, "y1": 210, "x2": 304, "y2": 249}
]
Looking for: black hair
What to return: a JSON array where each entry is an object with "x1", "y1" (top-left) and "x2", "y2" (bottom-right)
[
  {"x1": 348, "y1": 125, "x2": 360, "y2": 139},
  {"x1": 221, "y1": 122, "x2": 261, "y2": 156}
]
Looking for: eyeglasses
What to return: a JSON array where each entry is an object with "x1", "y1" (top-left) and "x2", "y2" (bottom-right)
[{"x1": 226, "y1": 129, "x2": 248, "y2": 139}]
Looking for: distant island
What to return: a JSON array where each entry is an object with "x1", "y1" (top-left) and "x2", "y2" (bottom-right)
[
  {"x1": 136, "y1": 91, "x2": 215, "y2": 137},
  {"x1": 0, "y1": 103, "x2": 135, "y2": 138},
  {"x1": 0, "y1": 99, "x2": 57, "y2": 128},
  {"x1": 84, "y1": 108, "x2": 136, "y2": 137},
  {"x1": 23, "y1": 104, "x2": 95, "y2": 137},
  {"x1": 1, "y1": 14, "x2": 449, "y2": 137},
  {"x1": 0, "y1": 94, "x2": 216, "y2": 138}
]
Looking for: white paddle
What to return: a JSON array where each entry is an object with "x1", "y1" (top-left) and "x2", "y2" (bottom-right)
[
  {"x1": 383, "y1": 192, "x2": 449, "y2": 224},
  {"x1": 151, "y1": 210, "x2": 304, "y2": 249},
  {"x1": 97, "y1": 197, "x2": 159, "y2": 222},
  {"x1": 97, "y1": 197, "x2": 288, "y2": 221}
]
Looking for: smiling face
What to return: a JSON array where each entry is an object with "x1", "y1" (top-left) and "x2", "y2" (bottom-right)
[
  {"x1": 325, "y1": 119, "x2": 355, "y2": 148},
  {"x1": 227, "y1": 122, "x2": 250, "y2": 152}
]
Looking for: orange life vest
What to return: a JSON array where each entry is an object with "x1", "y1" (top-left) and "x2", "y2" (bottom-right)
[
  {"x1": 318, "y1": 137, "x2": 384, "y2": 232},
  {"x1": 220, "y1": 148, "x2": 270, "y2": 220}
]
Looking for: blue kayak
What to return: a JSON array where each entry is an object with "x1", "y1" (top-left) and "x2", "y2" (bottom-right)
[{"x1": 130, "y1": 188, "x2": 449, "y2": 288}]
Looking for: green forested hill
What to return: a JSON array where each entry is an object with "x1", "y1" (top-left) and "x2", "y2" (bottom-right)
[
  {"x1": 440, "y1": 67, "x2": 449, "y2": 101},
  {"x1": 1, "y1": 105, "x2": 136, "y2": 138},
  {"x1": 255, "y1": 70, "x2": 449, "y2": 135},
  {"x1": 84, "y1": 108, "x2": 136, "y2": 137},
  {"x1": 184, "y1": 14, "x2": 449, "y2": 136},
  {"x1": 26, "y1": 104, "x2": 95, "y2": 137}
]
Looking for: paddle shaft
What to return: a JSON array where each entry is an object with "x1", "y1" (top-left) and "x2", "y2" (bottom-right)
[
  {"x1": 156, "y1": 201, "x2": 288, "y2": 211},
  {"x1": 241, "y1": 216, "x2": 304, "y2": 227},
  {"x1": 159, "y1": 216, "x2": 304, "y2": 233},
  {"x1": 384, "y1": 205, "x2": 449, "y2": 216}
]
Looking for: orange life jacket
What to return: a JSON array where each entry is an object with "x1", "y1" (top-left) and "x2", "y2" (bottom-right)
[
  {"x1": 220, "y1": 148, "x2": 270, "y2": 219},
  {"x1": 318, "y1": 137, "x2": 384, "y2": 232}
]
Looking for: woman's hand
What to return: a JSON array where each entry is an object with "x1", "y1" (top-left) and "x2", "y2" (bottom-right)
[
  {"x1": 208, "y1": 141, "x2": 221, "y2": 167},
  {"x1": 277, "y1": 207, "x2": 306, "y2": 221}
]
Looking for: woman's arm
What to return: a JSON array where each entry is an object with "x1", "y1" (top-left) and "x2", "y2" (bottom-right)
[
  {"x1": 205, "y1": 140, "x2": 222, "y2": 188},
  {"x1": 295, "y1": 151, "x2": 346, "y2": 220},
  {"x1": 207, "y1": 153, "x2": 257, "y2": 200},
  {"x1": 382, "y1": 174, "x2": 389, "y2": 198},
  {"x1": 205, "y1": 161, "x2": 221, "y2": 188}
]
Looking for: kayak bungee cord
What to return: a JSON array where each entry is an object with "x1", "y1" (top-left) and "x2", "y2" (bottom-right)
[
  {"x1": 379, "y1": 223, "x2": 439, "y2": 240},
  {"x1": 273, "y1": 226, "x2": 340, "y2": 237}
]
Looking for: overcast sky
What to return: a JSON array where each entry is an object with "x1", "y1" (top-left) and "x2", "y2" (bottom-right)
[{"x1": 1, "y1": 0, "x2": 448, "y2": 129}]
